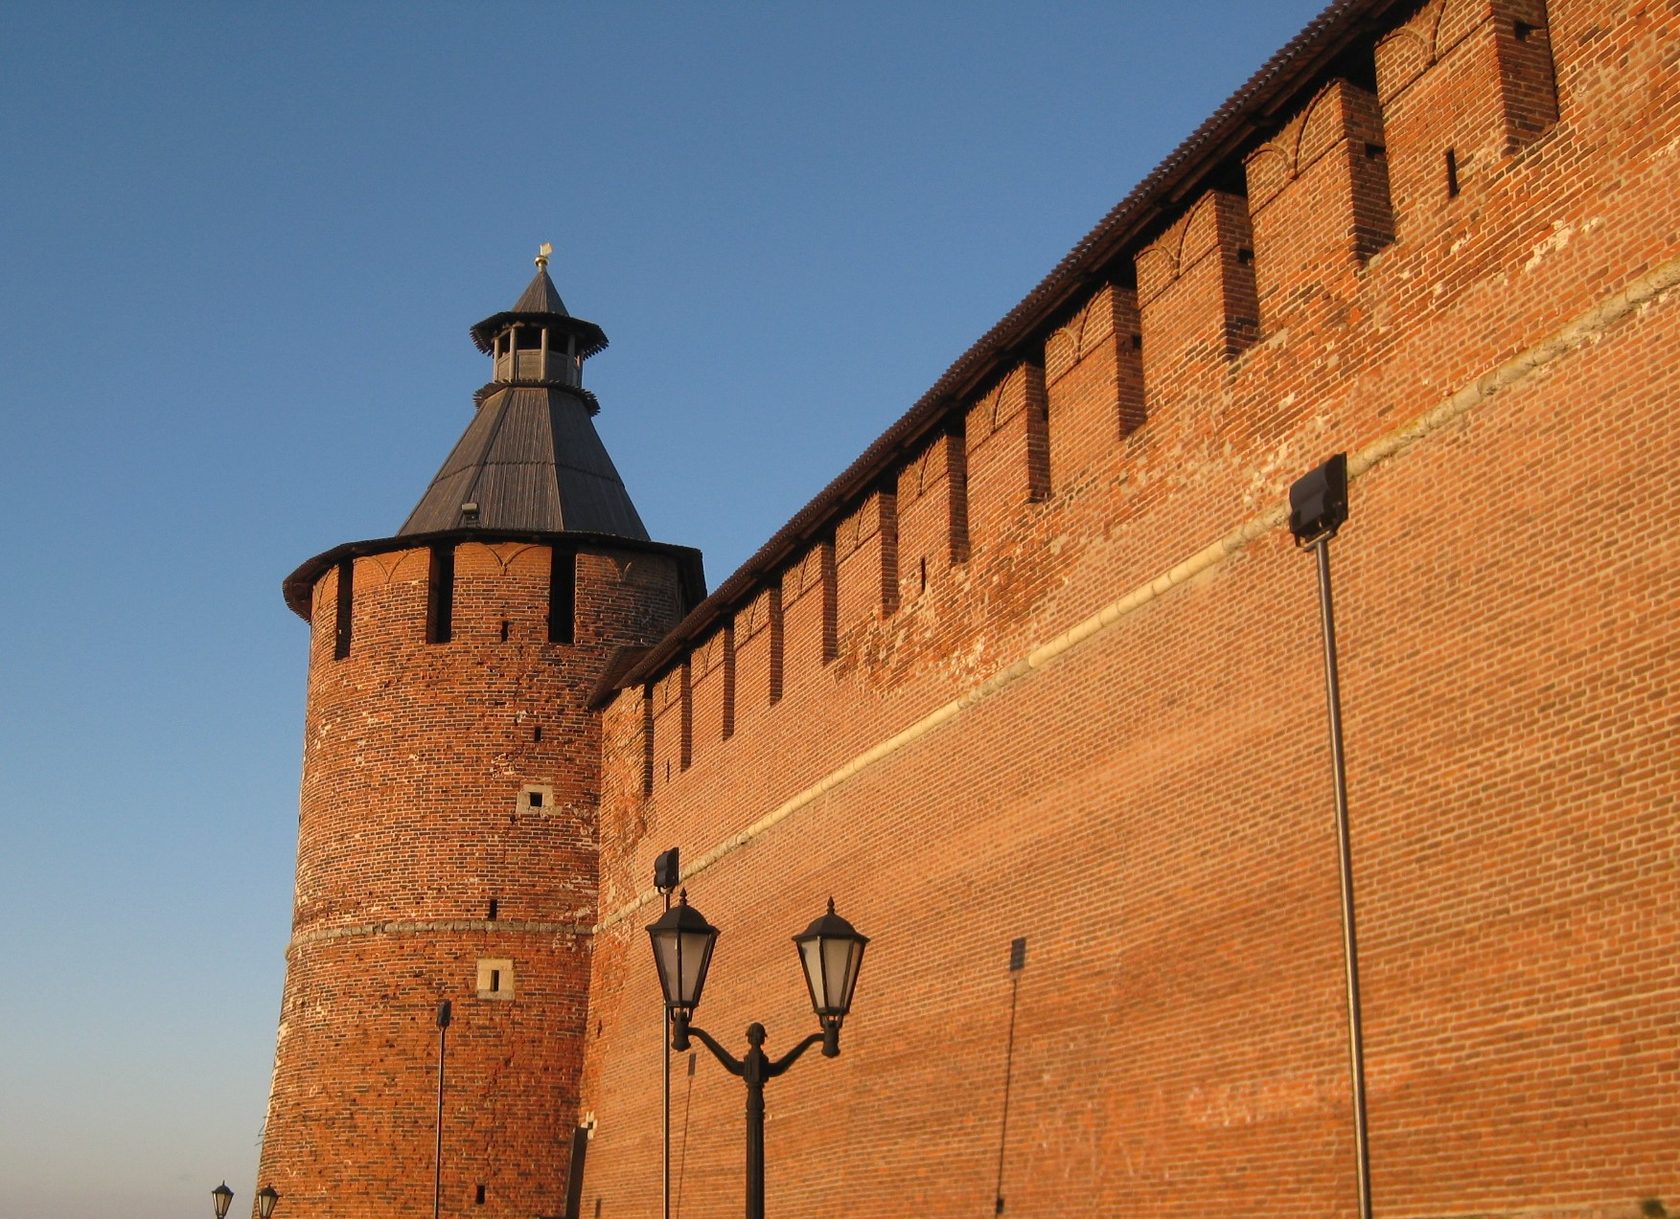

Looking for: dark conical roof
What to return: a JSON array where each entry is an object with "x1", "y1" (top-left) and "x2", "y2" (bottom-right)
[
  {"x1": 399, "y1": 259, "x2": 647, "y2": 538},
  {"x1": 400, "y1": 384, "x2": 649, "y2": 537},
  {"x1": 468, "y1": 265, "x2": 608, "y2": 359},
  {"x1": 510, "y1": 265, "x2": 569, "y2": 314}
]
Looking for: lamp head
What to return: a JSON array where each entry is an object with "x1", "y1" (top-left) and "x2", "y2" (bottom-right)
[
  {"x1": 646, "y1": 890, "x2": 719, "y2": 1032},
  {"x1": 211, "y1": 1183, "x2": 234, "y2": 1219},
  {"x1": 653, "y1": 846, "x2": 681, "y2": 893},
  {"x1": 256, "y1": 1185, "x2": 280, "y2": 1219},
  {"x1": 793, "y1": 898, "x2": 868, "y2": 1055},
  {"x1": 1288, "y1": 453, "x2": 1349, "y2": 547}
]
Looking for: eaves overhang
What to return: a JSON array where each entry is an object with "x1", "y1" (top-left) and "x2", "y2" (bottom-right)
[
  {"x1": 602, "y1": 0, "x2": 1403, "y2": 698},
  {"x1": 282, "y1": 528, "x2": 705, "y2": 621}
]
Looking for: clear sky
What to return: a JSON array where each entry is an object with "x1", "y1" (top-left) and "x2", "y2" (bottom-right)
[{"x1": 1, "y1": 3, "x2": 1327, "y2": 1216}]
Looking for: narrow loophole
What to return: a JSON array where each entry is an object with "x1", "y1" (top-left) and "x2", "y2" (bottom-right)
[
  {"x1": 919, "y1": 557, "x2": 928, "y2": 593},
  {"x1": 1445, "y1": 148, "x2": 1460, "y2": 197},
  {"x1": 533, "y1": 725, "x2": 543, "y2": 742},
  {"x1": 487, "y1": 899, "x2": 498, "y2": 920},
  {"x1": 500, "y1": 620, "x2": 510, "y2": 642},
  {"x1": 475, "y1": 1185, "x2": 486, "y2": 1205}
]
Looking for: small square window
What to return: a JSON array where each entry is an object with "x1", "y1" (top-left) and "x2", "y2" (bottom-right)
[
  {"x1": 518, "y1": 784, "x2": 553, "y2": 815},
  {"x1": 477, "y1": 958, "x2": 515, "y2": 1000}
]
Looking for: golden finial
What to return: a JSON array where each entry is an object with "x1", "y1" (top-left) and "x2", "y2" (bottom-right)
[{"x1": 535, "y1": 242, "x2": 553, "y2": 270}]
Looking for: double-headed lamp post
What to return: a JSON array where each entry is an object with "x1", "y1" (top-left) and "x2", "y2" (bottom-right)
[
  {"x1": 210, "y1": 1181, "x2": 279, "y2": 1219},
  {"x1": 646, "y1": 892, "x2": 867, "y2": 1219}
]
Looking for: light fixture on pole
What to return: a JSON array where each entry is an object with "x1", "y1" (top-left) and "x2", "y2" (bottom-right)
[
  {"x1": 1289, "y1": 452, "x2": 1373, "y2": 1219},
  {"x1": 434, "y1": 998, "x2": 453, "y2": 1219},
  {"x1": 793, "y1": 899, "x2": 868, "y2": 1058},
  {"x1": 212, "y1": 1182, "x2": 234, "y2": 1219},
  {"x1": 653, "y1": 846, "x2": 682, "y2": 1219},
  {"x1": 647, "y1": 891, "x2": 719, "y2": 1047},
  {"x1": 256, "y1": 1184, "x2": 281, "y2": 1219},
  {"x1": 647, "y1": 891, "x2": 867, "y2": 1219}
]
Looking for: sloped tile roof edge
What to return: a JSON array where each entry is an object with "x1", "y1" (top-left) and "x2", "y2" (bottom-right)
[{"x1": 609, "y1": 0, "x2": 1400, "y2": 695}]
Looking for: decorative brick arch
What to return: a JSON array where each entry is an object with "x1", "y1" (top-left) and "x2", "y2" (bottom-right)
[
  {"x1": 1297, "y1": 80, "x2": 1351, "y2": 172},
  {"x1": 1244, "y1": 142, "x2": 1294, "y2": 212},
  {"x1": 1177, "y1": 190, "x2": 1224, "y2": 272},
  {"x1": 1436, "y1": 0, "x2": 1488, "y2": 59}
]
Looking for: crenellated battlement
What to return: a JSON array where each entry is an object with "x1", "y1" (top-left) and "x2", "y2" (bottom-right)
[
  {"x1": 568, "y1": 9, "x2": 1677, "y2": 1213},
  {"x1": 578, "y1": 0, "x2": 1680, "y2": 918}
]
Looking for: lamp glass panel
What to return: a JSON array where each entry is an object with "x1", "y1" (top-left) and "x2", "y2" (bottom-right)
[
  {"x1": 800, "y1": 938, "x2": 827, "y2": 1009},
  {"x1": 653, "y1": 932, "x2": 681, "y2": 1004},
  {"x1": 677, "y1": 928, "x2": 712, "y2": 1005},
  {"x1": 825, "y1": 936, "x2": 859, "y2": 1011}
]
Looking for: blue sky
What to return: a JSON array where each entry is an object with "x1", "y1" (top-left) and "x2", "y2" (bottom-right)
[{"x1": 1, "y1": 3, "x2": 1326, "y2": 1215}]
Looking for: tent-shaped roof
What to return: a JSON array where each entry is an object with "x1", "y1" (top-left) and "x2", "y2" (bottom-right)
[
  {"x1": 399, "y1": 383, "x2": 648, "y2": 538},
  {"x1": 399, "y1": 262, "x2": 646, "y2": 537}
]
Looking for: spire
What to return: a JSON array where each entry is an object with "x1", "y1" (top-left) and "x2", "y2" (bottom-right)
[
  {"x1": 467, "y1": 244, "x2": 607, "y2": 360},
  {"x1": 398, "y1": 251, "x2": 648, "y2": 539},
  {"x1": 507, "y1": 242, "x2": 566, "y2": 313}
]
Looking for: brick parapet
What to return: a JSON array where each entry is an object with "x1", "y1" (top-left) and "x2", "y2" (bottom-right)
[
  {"x1": 610, "y1": 0, "x2": 1680, "y2": 832},
  {"x1": 578, "y1": 2, "x2": 1679, "y2": 1214}
]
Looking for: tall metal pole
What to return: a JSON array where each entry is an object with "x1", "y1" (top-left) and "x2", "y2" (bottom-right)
[
  {"x1": 744, "y1": 1047, "x2": 766, "y2": 1219},
  {"x1": 1311, "y1": 536, "x2": 1373, "y2": 1219},
  {"x1": 653, "y1": 848, "x2": 680, "y2": 1219},
  {"x1": 662, "y1": 889, "x2": 673, "y2": 1219},
  {"x1": 435, "y1": 999, "x2": 452, "y2": 1219}
]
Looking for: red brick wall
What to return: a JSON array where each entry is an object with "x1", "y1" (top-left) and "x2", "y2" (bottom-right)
[
  {"x1": 1045, "y1": 282, "x2": 1145, "y2": 496},
  {"x1": 1136, "y1": 189, "x2": 1261, "y2": 412},
  {"x1": 259, "y1": 540, "x2": 684, "y2": 1218},
  {"x1": 1245, "y1": 79, "x2": 1394, "y2": 334},
  {"x1": 574, "y1": 2, "x2": 1680, "y2": 1217}
]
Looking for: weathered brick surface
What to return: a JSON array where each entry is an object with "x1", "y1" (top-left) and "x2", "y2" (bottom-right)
[
  {"x1": 574, "y1": 3, "x2": 1679, "y2": 1216},
  {"x1": 264, "y1": 2, "x2": 1677, "y2": 1216},
  {"x1": 259, "y1": 541, "x2": 684, "y2": 1217}
]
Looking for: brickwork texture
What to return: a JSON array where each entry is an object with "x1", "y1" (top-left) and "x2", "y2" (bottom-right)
[{"x1": 262, "y1": 2, "x2": 1678, "y2": 1216}]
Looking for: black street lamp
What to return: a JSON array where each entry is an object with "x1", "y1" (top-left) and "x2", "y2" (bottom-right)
[
  {"x1": 210, "y1": 1182, "x2": 278, "y2": 1219},
  {"x1": 1289, "y1": 453, "x2": 1373, "y2": 1219},
  {"x1": 647, "y1": 892, "x2": 867, "y2": 1219}
]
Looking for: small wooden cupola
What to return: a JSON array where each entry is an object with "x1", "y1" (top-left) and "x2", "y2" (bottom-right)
[{"x1": 469, "y1": 244, "x2": 610, "y2": 390}]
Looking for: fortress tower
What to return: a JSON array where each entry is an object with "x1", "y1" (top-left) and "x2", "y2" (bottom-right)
[{"x1": 258, "y1": 253, "x2": 702, "y2": 1218}]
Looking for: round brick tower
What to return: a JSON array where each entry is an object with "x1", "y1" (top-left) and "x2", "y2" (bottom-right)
[{"x1": 258, "y1": 253, "x2": 702, "y2": 1218}]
